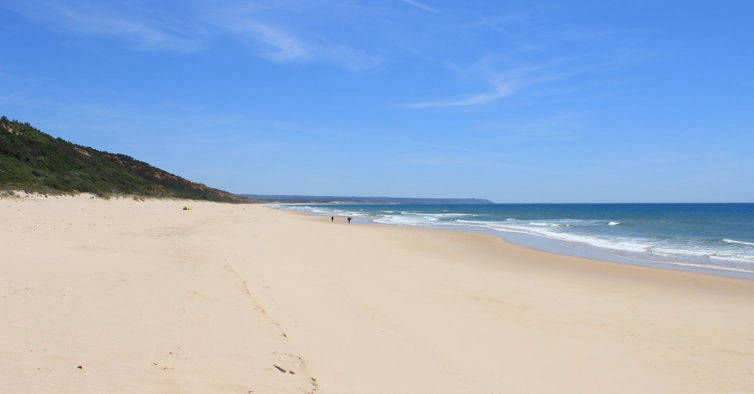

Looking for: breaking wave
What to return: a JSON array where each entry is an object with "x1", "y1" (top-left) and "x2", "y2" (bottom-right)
[{"x1": 271, "y1": 203, "x2": 754, "y2": 275}]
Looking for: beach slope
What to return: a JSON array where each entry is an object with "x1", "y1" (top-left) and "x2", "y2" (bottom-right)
[{"x1": 1, "y1": 195, "x2": 752, "y2": 393}]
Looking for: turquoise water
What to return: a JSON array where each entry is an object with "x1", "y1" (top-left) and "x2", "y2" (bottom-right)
[{"x1": 276, "y1": 203, "x2": 754, "y2": 279}]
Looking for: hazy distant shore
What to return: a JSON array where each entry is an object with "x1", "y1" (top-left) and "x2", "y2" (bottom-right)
[
  {"x1": 241, "y1": 194, "x2": 493, "y2": 204},
  {"x1": 2, "y1": 195, "x2": 753, "y2": 393}
]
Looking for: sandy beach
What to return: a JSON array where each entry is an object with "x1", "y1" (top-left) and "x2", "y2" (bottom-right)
[{"x1": 1, "y1": 195, "x2": 753, "y2": 393}]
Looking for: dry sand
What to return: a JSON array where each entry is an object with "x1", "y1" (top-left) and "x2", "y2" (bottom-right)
[{"x1": 1, "y1": 194, "x2": 753, "y2": 393}]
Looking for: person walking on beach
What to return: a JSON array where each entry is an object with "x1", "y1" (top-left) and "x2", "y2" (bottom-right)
[
  {"x1": 330, "y1": 216, "x2": 334, "y2": 222},
  {"x1": 347, "y1": 217, "x2": 352, "y2": 224}
]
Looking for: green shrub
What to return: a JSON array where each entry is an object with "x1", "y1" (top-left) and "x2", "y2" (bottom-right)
[{"x1": 0, "y1": 116, "x2": 253, "y2": 203}]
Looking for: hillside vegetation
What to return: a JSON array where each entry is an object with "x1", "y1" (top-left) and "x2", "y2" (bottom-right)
[{"x1": 0, "y1": 116, "x2": 252, "y2": 202}]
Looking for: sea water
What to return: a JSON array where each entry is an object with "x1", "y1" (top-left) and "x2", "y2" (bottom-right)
[{"x1": 274, "y1": 203, "x2": 754, "y2": 279}]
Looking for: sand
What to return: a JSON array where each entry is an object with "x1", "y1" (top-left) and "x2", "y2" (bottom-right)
[{"x1": 1, "y1": 194, "x2": 753, "y2": 393}]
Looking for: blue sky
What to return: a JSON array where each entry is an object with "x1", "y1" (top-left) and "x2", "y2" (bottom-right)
[{"x1": 1, "y1": 0, "x2": 753, "y2": 202}]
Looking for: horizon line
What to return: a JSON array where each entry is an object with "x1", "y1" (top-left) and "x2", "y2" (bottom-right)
[{"x1": 240, "y1": 194, "x2": 754, "y2": 204}]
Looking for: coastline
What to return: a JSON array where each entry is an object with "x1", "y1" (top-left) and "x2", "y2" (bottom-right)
[
  {"x1": 2, "y1": 195, "x2": 753, "y2": 393},
  {"x1": 278, "y1": 204, "x2": 754, "y2": 282},
  {"x1": 274, "y1": 203, "x2": 754, "y2": 280}
]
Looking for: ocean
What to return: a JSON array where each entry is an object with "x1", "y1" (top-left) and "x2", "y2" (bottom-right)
[{"x1": 275, "y1": 203, "x2": 754, "y2": 279}]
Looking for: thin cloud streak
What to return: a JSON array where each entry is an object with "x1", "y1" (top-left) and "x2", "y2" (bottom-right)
[
  {"x1": 2, "y1": 0, "x2": 380, "y2": 70},
  {"x1": 403, "y1": 54, "x2": 623, "y2": 109},
  {"x1": 204, "y1": 2, "x2": 383, "y2": 71},
  {"x1": 403, "y1": 82, "x2": 514, "y2": 108},
  {"x1": 222, "y1": 20, "x2": 382, "y2": 71},
  {"x1": 2, "y1": 0, "x2": 203, "y2": 52},
  {"x1": 399, "y1": 0, "x2": 439, "y2": 13},
  {"x1": 229, "y1": 21, "x2": 309, "y2": 61}
]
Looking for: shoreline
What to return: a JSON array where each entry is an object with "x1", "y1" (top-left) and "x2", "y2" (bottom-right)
[
  {"x1": 272, "y1": 204, "x2": 754, "y2": 280},
  {"x1": 3, "y1": 196, "x2": 753, "y2": 393},
  {"x1": 276, "y1": 204, "x2": 754, "y2": 283}
]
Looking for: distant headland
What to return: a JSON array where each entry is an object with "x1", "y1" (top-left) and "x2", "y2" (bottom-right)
[{"x1": 242, "y1": 194, "x2": 494, "y2": 204}]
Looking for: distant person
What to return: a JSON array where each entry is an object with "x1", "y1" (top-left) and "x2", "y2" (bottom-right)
[
  {"x1": 330, "y1": 216, "x2": 334, "y2": 222},
  {"x1": 347, "y1": 217, "x2": 352, "y2": 224}
]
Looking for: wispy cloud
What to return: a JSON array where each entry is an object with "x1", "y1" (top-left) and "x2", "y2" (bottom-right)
[
  {"x1": 399, "y1": 0, "x2": 439, "y2": 13},
  {"x1": 2, "y1": 0, "x2": 382, "y2": 70},
  {"x1": 402, "y1": 61, "x2": 533, "y2": 108},
  {"x1": 2, "y1": 0, "x2": 203, "y2": 52},
  {"x1": 403, "y1": 54, "x2": 617, "y2": 109},
  {"x1": 404, "y1": 80, "x2": 514, "y2": 108},
  {"x1": 229, "y1": 21, "x2": 309, "y2": 61},
  {"x1": 221, "y1": 19, "x2": 382, "y2": 71},
  {"x1": 204, "y1": 2, "x2": 383, "y2": 71}
]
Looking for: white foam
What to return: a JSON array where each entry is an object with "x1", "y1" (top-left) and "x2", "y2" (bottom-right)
[
  {"x1": 529, "y1": 222, "x2": 559, "y2": 227},
  {"x1": 271, "y1": 205, "x2": 754, "y2": 268},
  {"x1": 453, "y1": 219, "x2": 652, "y2": 253},
  {"x1": 723, "y1": 238, "x2": 754, "y2": 246},
  {"x1": 374, "y1": 215, "x2": 438, "y2": 226},
  {"x1": 275, "y1": 204, "x2": 367, "y2": 219},
  {"x1": 498, "y1": 222, "x2": 750, "y2": 267},
  {"x1": 399, "y1": 212, "x2": 469, "y2": 218}
]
